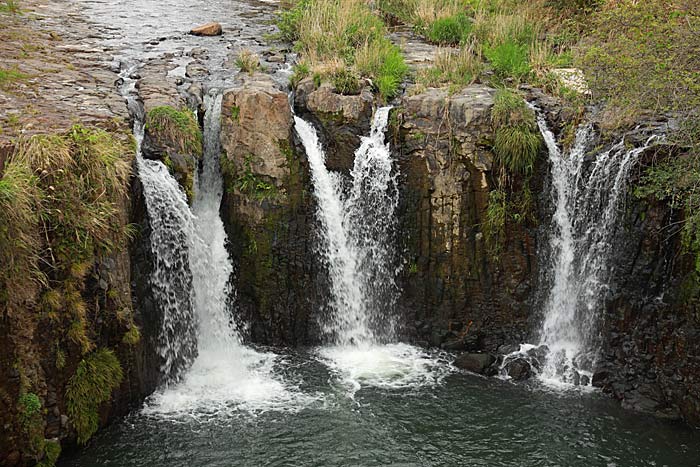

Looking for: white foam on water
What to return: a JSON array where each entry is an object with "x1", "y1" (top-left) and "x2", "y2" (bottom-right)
[
  {"x1": 318, "y1": 343, "x2": 452, "y2": 397},
  {"x1": 142, "y1": 347, "x2": 316, "y2": 419}
]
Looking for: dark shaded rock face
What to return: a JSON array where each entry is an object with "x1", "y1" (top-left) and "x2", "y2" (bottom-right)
[
  {"x1": 392, "y1": 86, "x2": 540, "y2": 353},
  {"x1": 592, "y1": 152, "x2": 700, "y2": 426}
]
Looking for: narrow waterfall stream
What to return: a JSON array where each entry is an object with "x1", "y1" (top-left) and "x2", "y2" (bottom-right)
[
  {"x1": 504, "y1": 116, "x2": 657, "y2": 388},
  {"x1": 134, "y1": 123, "x2": 198, "y2": 383},
  {"x1": 294, "y1": 110, "x2": 449, "y2": 393}
]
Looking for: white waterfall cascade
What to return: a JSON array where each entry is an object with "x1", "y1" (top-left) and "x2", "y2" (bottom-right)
[
  {"x1": 134, "y1": 122, "x2": 198, "y2": 383},
  {"x1": 140, "y1": 91, "x2": 309, "y2": 418},
  {"x1": 295, "y1": 109, "x2": 450, "y2": 393},
  {"x1": 504, "y1": 116, "x2": 656, "y2": 388}
]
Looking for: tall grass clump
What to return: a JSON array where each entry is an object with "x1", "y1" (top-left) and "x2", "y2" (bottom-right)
[
  {"x1": 485, "y1": 40, "x2": 531, "y2": 81},
  {"x1": 417, "y1": 45, "x2": 482, "y2": 87},
  {"x1": 279, "y1": 0, "x2": 408, "y2": 100},
  {"x1": 66, "y1": 348, "x2": 123, "y2": 444},
  {"x1": 235, "y1": 49, "x2": 260, "y2": 74},
  {"x1": 491, "y1": 89, "x2": 541, "y2": 174},
  {"x1": 354, "y1": 37, "x2": 408, "y2": 100},
  {"x1": 0, "y1": 161, "x2": 43, "y2": 299},
  {"x1": 425, "y1": 12, "x2": 472, "y2": 45}
]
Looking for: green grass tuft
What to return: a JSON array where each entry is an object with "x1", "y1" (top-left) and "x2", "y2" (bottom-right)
[
  {"x1": 425, "y1": 13, "x2": 472, "y2": 45},
  {"x1": 485, "y1": 40, "x2": 531, "y2": 81},
  {"x1": 66, "y1": 348, "x2": 123, "y2": 444},
  {"x1": 36, "y1": 440, "x2": 61, "y2": 467}
]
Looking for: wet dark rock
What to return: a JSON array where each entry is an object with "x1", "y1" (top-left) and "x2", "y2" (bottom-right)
[
  {"x1": 504, "y1": 358, "x2": 533, "y2": 381},
  {"x1": 454, "y1": 353, "x2": 496, "y2": 375}
]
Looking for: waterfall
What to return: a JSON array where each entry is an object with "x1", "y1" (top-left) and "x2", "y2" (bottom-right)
[
  {"x1": 134, "y1": 121, "x2": 199, "y2": 383},
  {"x1": 295, "y1": 109, "x2": 448, "y2": 393},
  {"x1": 139, "y1": 89, "x2": 304, "y2": 417},
  {"x1": 531, "y1": 116, "x2": 655, "y2": 387},
  {"x1": 294, "y1": 107, "x2": 398, "y2": 346},
  {"x1": 190, "y1": 91, "x2": 239, "y2": 348}
]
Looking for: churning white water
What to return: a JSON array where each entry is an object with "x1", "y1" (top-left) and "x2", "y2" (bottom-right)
[
  {"x1": 295, "y1": 108, "x2": 450, "y2": 391},
  {"x1": 533, "y1": 116, "x2": 656, "y2": 387},
  {"x1": 138, "y1": 91, "x2": 309, "y2": 418}
]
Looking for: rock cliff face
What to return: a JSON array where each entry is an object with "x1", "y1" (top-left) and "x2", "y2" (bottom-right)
[
  {"x1": 219, "y1": 74, "x2": 321, "y2": 345},
  {"x1": 594, "y1": 147, "x2": 700, "y2": 427},
  {"x1": 392, "y1": 86, "x2": 540, "y2": 351}
]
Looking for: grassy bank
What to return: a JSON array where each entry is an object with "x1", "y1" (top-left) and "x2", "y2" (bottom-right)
[{"x1": 278, "y1": 0, "x2": 408, "y2": 100}]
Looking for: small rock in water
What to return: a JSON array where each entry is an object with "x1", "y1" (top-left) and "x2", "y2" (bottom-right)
[
  {"x1": 454, "y1": 353, "x2": 496, "y2": 375},
  {"x1": 190, "y1": 22, "x2": 223, "y2": 37},
  {"x1": 580, "y1": 374, "x2": 590, "y2": 386},
  {"x1": 504, "y1": 358, "x2": 533, "y2": 381}
]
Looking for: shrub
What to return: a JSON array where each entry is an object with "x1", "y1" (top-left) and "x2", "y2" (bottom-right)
[
  {"x1": 425, "y1": 13, "x2": 472, "y2": 45},
  {"x1": 485, "y1": 40, "x2": 531, "y2": 81},
  {"x1": 290, "y1": 62, "x2": 310, "y2": 88},
  {"x1": 332, "y1": 68, "x2": 361, "y2": 95},
  {"x1": 66, "y1": 348, "x2": 123, "y2": 444}
]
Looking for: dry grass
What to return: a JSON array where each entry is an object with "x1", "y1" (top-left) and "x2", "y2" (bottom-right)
[
  {"x1": 417, "y1": 43, "x2": 482, "y2": 88},
  {"x1": 235, "y1": 49, "x2": 260, "y2": 74}
]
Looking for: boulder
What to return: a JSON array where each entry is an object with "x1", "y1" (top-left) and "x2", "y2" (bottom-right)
[
  {"x1": 503, "y1": 357, "x2": 533, "y2": 381},
  {"x1": 294, "y1": 80, "x2": 374, "y2": 171},
  {"x1": 454, "y1": 353, "x2": 496, "y2": 375},
  {"x1": 190, "y1": 22, "x2": 222, "y2": 36}
]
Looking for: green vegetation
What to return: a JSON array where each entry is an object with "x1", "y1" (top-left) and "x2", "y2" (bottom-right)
[
  {"x1": 0, "y1": 67, "x2": 27, "y2": 88},
  {"x1": 0, "y1": 0, "x2": 20, "y2": 14},
  {"x1": 331, "y1": 69, "x2": 361, "y2": 95},
  {"x1": 236, "y1": 155, "x2": 278, "y2": 201},
  {"x1": 483, "y1": 189, "x2": 506, "y2": 261},
  {"x1": 484, "y1": 41, "x2": 530, "y2": 81},
  {"x1": 230, "y1": 105, "x2": 240, "y2": 122},
  {"x1": 145, "y1": 106, "x2": 202, "y2": 157},
  {"x1": 425, "y1": 12, "x2": 472, "y2": 45},
  {"x1": 289, "y1": 62, "x2": 310, "y2": 88},
  {"x1": 276, "y1": 0, "x2": 408, "y2": 100},
  {"x1": 636, "y1": 122, "x2": 700, "y2": 297},
  {"x1": 66, "y1": 348, "x2": 123, "y2": 444},
  {"x1": 491, "y1": 89, "x2": 541, "y2": 175},
  {"x1": 235, "y1": 49, "x2": 260, "y2": 74},
  {"x1": 416, "y1": 46, "x2": 481, "y2": 88},
  {"x1": 579, "y1": 1, "x2": 700, "y2": 130},
  {"x1": 122, "y1": 324, "x2": 141, "y2": 346},
  {"x1": 36, "y1": 440, "x2": 61, "y2": 467},
  {"x1": 17, "y1": 392, "x2": 44, "y2": 455}
]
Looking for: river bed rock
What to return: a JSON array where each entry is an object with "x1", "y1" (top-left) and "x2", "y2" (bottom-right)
[{"x1": 190, "y1": 22, "x2": 223, "y2": 36}]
